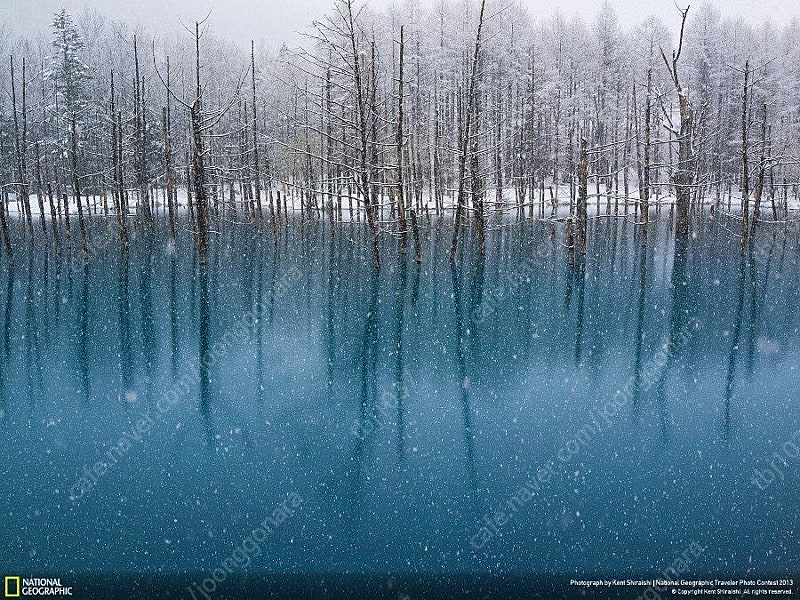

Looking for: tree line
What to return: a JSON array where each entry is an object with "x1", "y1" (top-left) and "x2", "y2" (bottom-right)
[{"x1": 0, "y1": 0, "x2": 798, "y2": 267}]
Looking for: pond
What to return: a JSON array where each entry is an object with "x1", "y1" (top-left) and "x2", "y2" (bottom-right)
[{"x1": 0, "y1": 215, "x2": 798, "y2": 597}]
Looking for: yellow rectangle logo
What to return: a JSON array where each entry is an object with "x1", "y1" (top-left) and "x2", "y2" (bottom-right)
[{"x1": 4, "y1": 576, "x2": 20, "y2": 597}]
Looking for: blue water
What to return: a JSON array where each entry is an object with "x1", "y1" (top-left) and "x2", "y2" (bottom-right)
[{"x1": 0, "y1": 215, "x2": 798, "y2": 581}]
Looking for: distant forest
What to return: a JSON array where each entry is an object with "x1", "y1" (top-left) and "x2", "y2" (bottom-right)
[{"x1": 0, "y1": 0, "x2": 798, "y2": 265}]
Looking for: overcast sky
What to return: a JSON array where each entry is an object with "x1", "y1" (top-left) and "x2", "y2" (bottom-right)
[{"x1": 3, "y1": 0, "x2": 799, "y2": 50}]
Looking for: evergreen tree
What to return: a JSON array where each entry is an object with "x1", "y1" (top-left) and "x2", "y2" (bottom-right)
[
  {"x1": 46, "y1": 9, "x2": 91, "y2": 259},
  {"x1": 46, "y1": 10, "x2": 90, "y2": 119}
]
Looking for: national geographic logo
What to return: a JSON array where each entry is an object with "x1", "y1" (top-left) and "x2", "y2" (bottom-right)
[{"x1": 4, "y1": 577, "x2": 72, "y2": 596}]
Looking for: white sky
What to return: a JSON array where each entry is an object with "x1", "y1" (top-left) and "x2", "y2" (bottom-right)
[{"x1": 3, "y1": 0, "x2": 799, "y2": 50}]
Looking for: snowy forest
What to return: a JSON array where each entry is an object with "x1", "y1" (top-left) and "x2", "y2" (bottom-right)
[
  {"x1": 2, "y1": 2, "x2": 800, "y2": 597},
  {"x1": 0, "y1": 0, "x2": 798, "y2": 266}
]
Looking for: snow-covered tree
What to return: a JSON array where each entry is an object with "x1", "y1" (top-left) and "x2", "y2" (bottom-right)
[
  {"x1": 47, "y1": 10, "x2": 90, "y2": 120},
  {"x1": 46, "y1": 9, "x2": 91, "y2": 258}
]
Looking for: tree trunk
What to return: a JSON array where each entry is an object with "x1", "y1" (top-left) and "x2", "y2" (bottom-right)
[
  {"x1": 741, "y1": 62, "x2": 750, "y2": 254},
  {"x1": 344, "y1": 0, "x2": 380, "y2": 268},
  {"x1": 163, "y1": 58, "x2": 177, "y2": 240},
  {"x1": 577, "y1": 136, "x2": 588, "y2": 256},
  {"x1": 449, "y1": 0, "x2": 487, "y2": 261},
  {"x1": 660, "y1": 7, "x2": 693, "y2": 238},
  {"x1": 397, "y1": 25, "x2": 407, "y2": 255},
  {"x1": 10, "y1": 56, "x2": 34, "y2": 237},
  {"x1": 192, "y1": 22, "x2": 209, "y2": 265},
  {"x1": 133, "y1": 36, "x2": 152, "y2": 224},
  {"x1": 751, "y1": 102, "x2": 767, "y2": 238},
  {"x1": 643, "y1": 69, "x2": 652, "y2": 234},
  {"x1": 70, "y1": 113, "x2": 89, "y2": 260},
  {"x1": 251, "y1": 41, "x2": 264, "y2": 229}
]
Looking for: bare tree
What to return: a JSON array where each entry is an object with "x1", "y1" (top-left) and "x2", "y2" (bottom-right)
[
  {"x1": 449, "y1": 0, "x2": 487, "y2": 261},
  {"x1": 10, "y1": 56, "x2": 34, "y2": 236},
  {"x1": 659, "y1": 5, "x2": 693, "y2": 237},
  {"x1": 396, "y1": 25, "x2": 408, "y2": 255}
]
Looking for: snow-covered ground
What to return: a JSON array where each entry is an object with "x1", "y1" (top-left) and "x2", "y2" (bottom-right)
[{"x1": 3, "y1": 184, "x2": 799, "y2": 222}]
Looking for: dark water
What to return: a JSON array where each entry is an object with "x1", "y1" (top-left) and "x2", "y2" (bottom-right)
[{"x1": 0, "y1": 215, "x2": 798, "y2": 584}]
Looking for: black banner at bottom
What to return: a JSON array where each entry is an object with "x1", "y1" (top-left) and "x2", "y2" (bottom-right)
[{"x1": 2, "y1": 574, "x2": 796, "y2": 600}]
